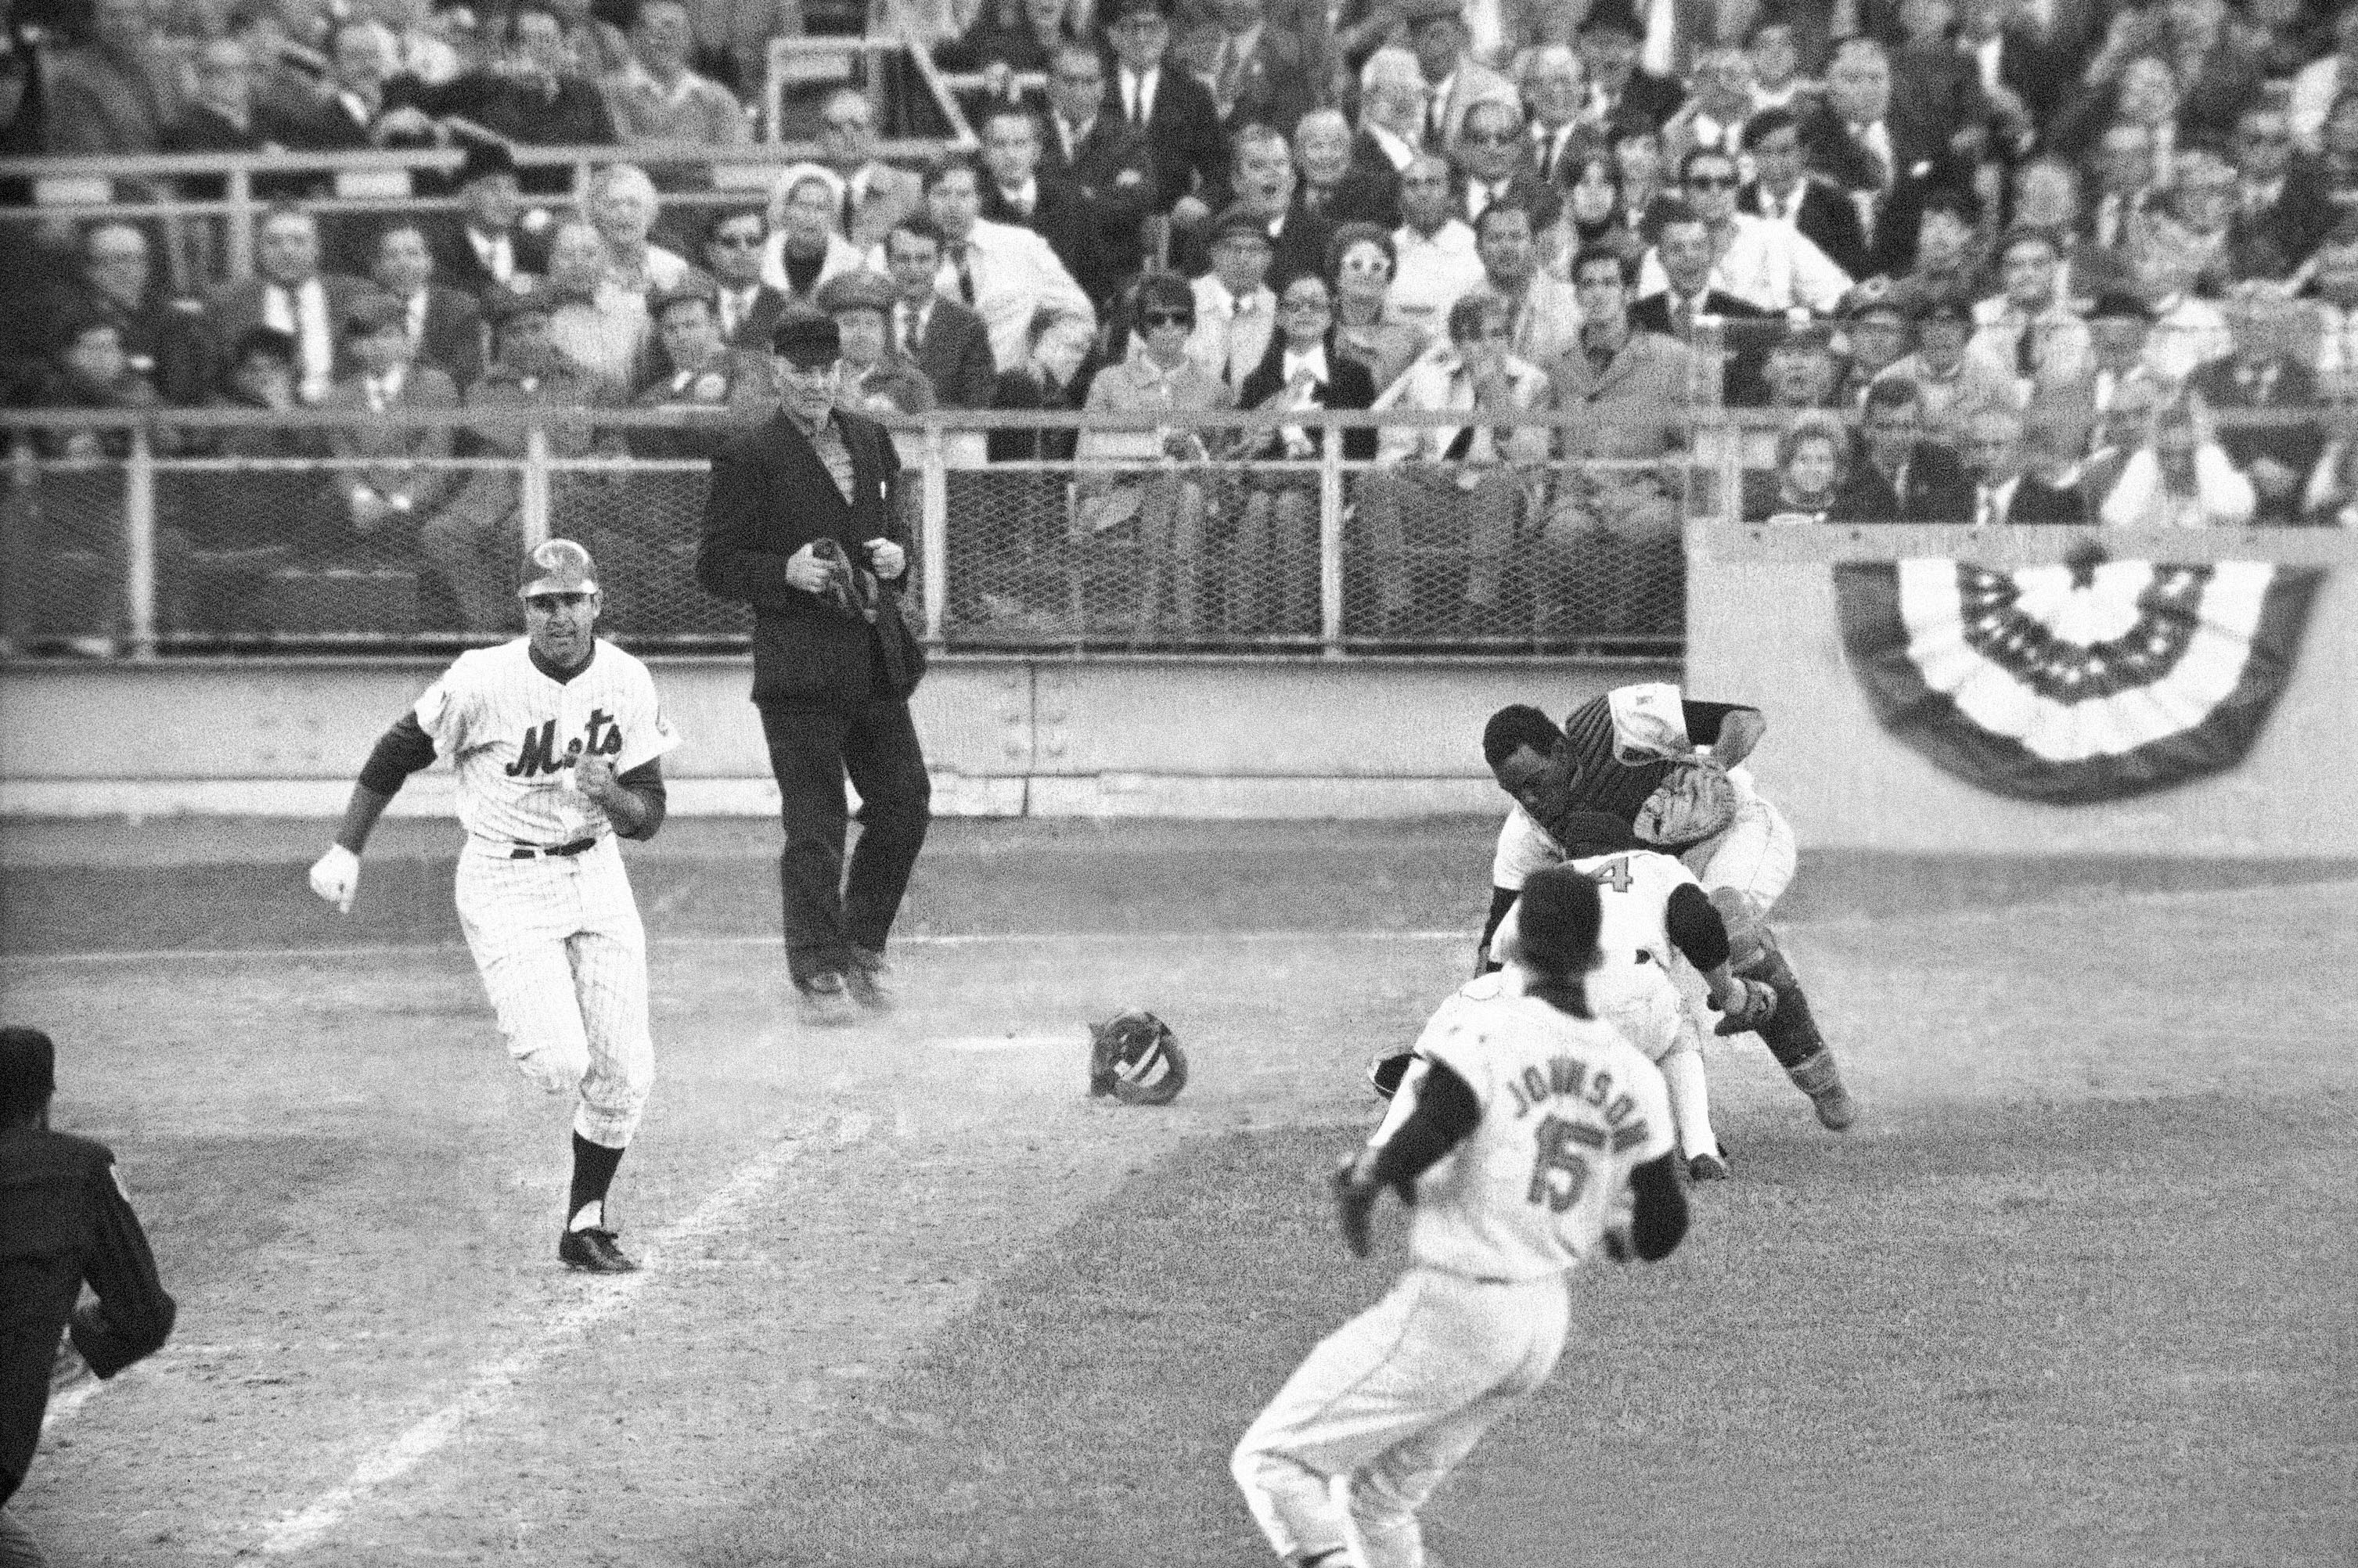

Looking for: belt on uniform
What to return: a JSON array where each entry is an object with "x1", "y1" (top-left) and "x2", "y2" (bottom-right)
[{"x1": 508, "y1": 837, "x2": 599, "y2": 860}]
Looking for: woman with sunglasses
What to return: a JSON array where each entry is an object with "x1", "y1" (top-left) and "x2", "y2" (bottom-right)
[
  {"x1": 1077, "y1": 272, "x2": 1233, "y2": 641},
  {"x1": 1323, "y1": 222, "x2": 1424, "y2": 400},
  {"x1": 1228, "y1": 273, "x2": 1379, "y2": 633}
]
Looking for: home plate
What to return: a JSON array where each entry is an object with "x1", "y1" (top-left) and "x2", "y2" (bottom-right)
[{"x1": 932, "y1": 1031, "x2": 1080, "y2": 1053}]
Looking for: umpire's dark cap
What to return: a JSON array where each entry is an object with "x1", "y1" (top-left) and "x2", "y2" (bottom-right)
[
  {"x1": 770, "y1": 307, "x2": 842, "y2": 366},
  {"x1": 517, "y1": 537, "x2": 599, "y2": 599},
  {"x1": 1515, "y1": 866, "x2": 1604, "y2": 975},
  {"x1": 0, "y1": 1027, "x2": 56, "y2": 1122}
]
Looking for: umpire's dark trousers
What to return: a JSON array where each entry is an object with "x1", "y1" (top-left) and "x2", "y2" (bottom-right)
[{"x1": 758, "y1": 691, "x2": 931, "y2": 986}]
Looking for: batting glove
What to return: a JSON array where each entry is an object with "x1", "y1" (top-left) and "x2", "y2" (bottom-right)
[
  {"x1": 308, "y1": 845, "x2": 359, "y2": 914},
  {"x1": 1331, "y1": 1149, "x2": 1383, "y2": 1259},
  {"x1": 1709, "y1": 976, "x2": 1778, "y2": 1036}
]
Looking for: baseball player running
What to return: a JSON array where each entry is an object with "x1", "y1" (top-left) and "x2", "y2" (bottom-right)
[
  {"x1": 1475, "y1": 690, "x2": 1857, "y2": 1145},
  {"x1": 1233, "y1": 866, "x2": 1689, "y2": 1568},
  {"x1": 308, "y1": 540, "x2": 679, "y2": 1274}
]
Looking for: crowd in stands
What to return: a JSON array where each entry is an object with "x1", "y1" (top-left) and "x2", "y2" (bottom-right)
[{"x1": 5, "y1": 0, "x2": 2358, "y2": 642}]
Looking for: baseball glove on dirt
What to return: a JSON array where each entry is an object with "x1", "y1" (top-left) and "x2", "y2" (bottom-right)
[
  {"x1": 1331, "y1": 1149, "x2": 1382, "y2": 1258},
  {"x1": 1710, "y1": 976, "x2": 1779, "y2": 1036},
  {"x1": 807, "y1": 538, "x2": 880, "y2": 624},
  {"x1": 1088, "y1": 1010, "x2": 1189, "y2": 1106}
]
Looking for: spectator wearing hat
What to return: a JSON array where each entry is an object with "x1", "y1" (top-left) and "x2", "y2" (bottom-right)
[
  {"x1": 918, "y1": 152, "x2": 1096, "y2": 373},
  {"x1": 2074, "y1": 289, "x2": 2174, "y2": 451},
  {"x1": 428, "y1": 279, "x2": 625, "y2": 632},
  {"x1": 631, "y1": 277, "x2": 780, "y2": 459},
  {"x1": 1402, "y1": 0, "x2": 1517, "y2": 153},
  {"x1": 322, "y1": 290, "x2": 462, "y2": 553},
  {"x1": 1831, "y1": 374, "x2": 1974, "y2": 523},
  {"x1": 818, "y1": 270, "x2": 938, "y2": 417},
  {"x1": 1636, "y1": 143, "x2": 1853, "y2": 315},
  {"x1": 1189, "y1": 204, "x2": 1282, "y2": 387},
  {"x1": 1387, "y1": 153, "x2": 1486, "y2": 343},
  {"x1": 1832, "y1": 288, "x2": 1914, "y2": 414},
  {"x1": 1104, "y1": 0, "x2": 1232, "y2": 232},
  {"x1": 1076, "y1": 272, "x2": 1233, "y2": 640},
  {"x1": 367, "y1": 219, "x2": 486, "y2": 391},
  {"x1": 1741, "y1": 107, "x2": 1872, "y2": 282},
  {"x1": 1541, "y1": 244, "x2": 1694, "y2": 637},
  {"x1": 2187, "y1": 293, "x2": 2325, "y2": 525},
  {"x1": 202, "y1": 204, "x2": 374, "y2": 405},
  {"x1": 428, "y1": 142, "x2": 554, "y2": 297},
  {"x1": 599, "y1": 0, "x2": 747, "y2": 189},
  {"x1": 700, "y1": 207, "x2": 793, "y2": 352},
  {"x1": 1870, "y1": 287, "x2": 2014, "y2": 444},
  {"x1": 1574, "y1": 1, "x2": 1685, "y2": 135},
  {"x1": 1360, "y1": 287, "x2": 1553, "y2": 634},
  {"x1": 1517, "y1": 45, "x2": 1596, "y2": 191},
  {"x1": 697, "y1": 306, "x2": 932, "y2": 1017}
]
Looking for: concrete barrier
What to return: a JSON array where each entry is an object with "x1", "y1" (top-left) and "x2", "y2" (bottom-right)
[{"x1": 1687, "y1": 523, "x2": 2358, "y2": 858}]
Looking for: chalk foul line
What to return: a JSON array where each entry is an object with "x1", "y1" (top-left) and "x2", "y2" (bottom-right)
[{"x1": 254, "y1": 1095, "x2": 865, "y2": 1558}]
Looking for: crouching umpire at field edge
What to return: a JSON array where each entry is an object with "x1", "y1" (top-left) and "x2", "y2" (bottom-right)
[
  {"x1": 1, "y1": 1027, "x2": 177, "y2": 1566},
  {"x1": 697, "y1": 307, "x2": 931, "y2": 1023}
]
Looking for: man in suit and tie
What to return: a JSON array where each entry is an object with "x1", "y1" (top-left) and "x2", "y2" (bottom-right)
[
  {"x1": 1800, "y1": 35, "x2": 1961, "y2": 279},
  {"x1": 1296, "y1": 108, "x2": 1397, "y2": 228},
  {"x1": 882, "y1": 215, "x2": 999, "y2": 409},
  {"x1": 1831, "y1": 374, "x2": 1974, "y2": 523},
  {"x1": 920, "y1": 152, "x2": 1097, "y2": 373},
  {"x1": 429, "y1": 142, "x2": 553, "y2": 297},
  {"x1": 1204, "y1": 0, "x2": 1319, "y2": 138},
  {"x1": 1518, "y1": 45, "x2": 1594, "y2": 190},
  {"x1": 1104, "y1": 0, "x2": 1230, "y2": 254},
  {"x1": 1350, "y1": 46, "x2": 1429, "y2": 183},
  {"x1": 204, "y1": 204, "x2": 373, "y2": 404},
  {"x1": 1542, "y1": 244, "x2": 1696, "y2": 636},
  {"x1": 1176, "y1": 122, "x2": 1334, "y2": 287},
  {"x1": 1627, "y1": 202, "x2": 1776, "y2": 405},
  {"x1": 808, "y1": 88, "x2": 927, "y2": 250},
  {"x1": 320, "y1": 292, "x2": 461, "y2": 555},
  {"x1": 1452, "y1": 100, "x2": 1563, "y2": 232},
  {"x1": 1575, "y1": 1, "x2": 1685, "y2": 135},
  {"x1": 701, "y1": 207, "x2": 793, "y2": 351},
  {"x1": 368, "y1": 220, "x2": 484, "y2": 390},
  {"x1": 2229, "y1": 104, "x2": 2335, "y2": 281},
  {"x1": 977, "y1": 104, "x2": 1111, "y2": 305},
  {"x1": 1740, "y1": 106, "x2": 1872, "y2": 282},
  {"x1": 1040, "y1": 41, "x2": 1159, "y2": 299},
  {"x1": 1187, "y1": 206, "x2": 1281, "y2": 388},
  {"x1": 2189, "y1": 293, "x2": 2327, "y2": 525},
  {"x1": 1401, "y1": 0, "x2": 1517, "y2": 153}
]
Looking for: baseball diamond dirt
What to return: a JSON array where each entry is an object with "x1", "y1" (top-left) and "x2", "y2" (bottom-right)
[{"x1": 3, "y1": 818, "x2": 2353, "y2": 1566}]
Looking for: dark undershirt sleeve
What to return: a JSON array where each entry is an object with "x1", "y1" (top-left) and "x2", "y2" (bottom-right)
[
  {"x1": 1679, "y1": 701, "x2": 1755, "y2": 747},
  {"x1": 1665, "y1": 882, "x2": 1731, "y2": 971},
  {"x1": 616, "y1": 761, "x2": 666, "y2": 841},
  {"x1": 356, "y1": 712, "x2": 439, "y2": 797},
  {"x1": 1626, "y1": 1151, "x2": 1690, "y2": 1261},
  {"x1": 1368, "y1": 1060, "x2": 1481, "y2": 1192}
]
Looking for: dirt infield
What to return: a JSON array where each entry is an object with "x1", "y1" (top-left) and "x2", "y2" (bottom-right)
[{"x1": 4, "y1": 822, "x2": 2355, "y2": 1566}]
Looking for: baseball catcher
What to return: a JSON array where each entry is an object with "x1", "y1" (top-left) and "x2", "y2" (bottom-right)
[{"x1": 1089, "y1": 1011, "x2": 1189, "y2": 1106}]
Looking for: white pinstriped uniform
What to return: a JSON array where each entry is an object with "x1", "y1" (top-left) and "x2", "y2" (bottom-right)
[
  {"x1": 416, "y1": 638, "x2": 681, "y2": 1149},
  {"x1": 1234, "y1": 979, "x2": 1673, "y2": 1568}
]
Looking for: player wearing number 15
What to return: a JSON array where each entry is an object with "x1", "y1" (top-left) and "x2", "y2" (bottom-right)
[
  {"x1": 1233, "y1": 866, "x2": 1688, "y2": 1568},
  {"x1": 307, "y1": 541, "x2": 681, "y2": 1275}
]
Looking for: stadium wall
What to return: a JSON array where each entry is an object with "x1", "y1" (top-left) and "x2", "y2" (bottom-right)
[
  {"x1": 1687, "y1": 524, "x2": 2358, "y2": 859},
  {"x1": 0, "y1": 654, "x2": 1675, "y2": 819}
]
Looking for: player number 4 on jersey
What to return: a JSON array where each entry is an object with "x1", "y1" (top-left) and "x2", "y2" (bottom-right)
[{"x1": 1586, "y1": 856, "x2": 1634, "y2": 894}]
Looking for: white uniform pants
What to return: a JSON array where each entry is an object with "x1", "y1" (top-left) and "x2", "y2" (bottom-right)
[
  {"x1": 454, "y1": 839, "x2": 654, "y2": 1149},
  {"x1": 1233, "y1": 1268, "x2": 1570, "y2": 1568}
]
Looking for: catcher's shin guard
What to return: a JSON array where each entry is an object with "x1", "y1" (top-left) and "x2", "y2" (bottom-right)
[{"x1": 1736, "y1": 935, "x2": 1857, "y2": 1131}]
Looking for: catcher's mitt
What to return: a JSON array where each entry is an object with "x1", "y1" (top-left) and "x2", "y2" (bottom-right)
[
  {"x1": 1710, "y1": 976, "x2": 1779, "y2": 1036},
  {"x1": 806, "y1": 538, "x2": 880, "y2": 624},
  {"x1": 1635, "y1": 761, "x2": 1739, "y2": 851},
  {"x1": 1088, "y1": 1010, "x2": 1189, "y2": 1105}
]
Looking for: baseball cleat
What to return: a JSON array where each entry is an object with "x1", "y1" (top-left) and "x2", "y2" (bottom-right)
[
  {"x1": 794, "y1": 971, "x2": 860, "y2": 1025},
  {"x1": 1812, "y1": 1082, "x2": 1858, "y2": 1131},
  {"x1": 842, "y1": 948, "x2": 895, "y2": 1010},
  {"x1": 558, "y1": 1226, "x2": 639, "y2": 1273},
  {"x1": 1687, "y1": 1152, "x2": 1730, "y2": 1182}
]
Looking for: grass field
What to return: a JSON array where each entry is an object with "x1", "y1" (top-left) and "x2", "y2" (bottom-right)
[{"x1": 4, "y1": 822, "x2": 2353, "y2": 1567}]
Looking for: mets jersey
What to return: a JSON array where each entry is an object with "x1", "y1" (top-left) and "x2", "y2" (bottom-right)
[
  {"x1": 1392, "y1": 988, "x2": 1672, "y2": 1282},
  {"x1": 416, "y1": 638, "x2": 681, "y2": 847},
  {"x1": 1568, "y1": 847, "x2": 1701, "y2": 969}
]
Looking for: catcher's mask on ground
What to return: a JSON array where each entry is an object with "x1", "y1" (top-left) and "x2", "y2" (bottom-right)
[{"x1": 1088, "y1": 1010, "x2": 1188, "y2": 1106}]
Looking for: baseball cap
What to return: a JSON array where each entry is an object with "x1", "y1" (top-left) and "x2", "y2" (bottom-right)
[
  {"x1": 770, "y1": 307, "x2": 842, "y2": 366},
  {"x1": 812, "y1": 268, "x2": 898, "y2": 318},
  {"x1": 0, "y1": 1026, "x2": 56, "y2": 1121},
  {"x1": 517, "y1": 538, "x2": 599, "y2": 599}
]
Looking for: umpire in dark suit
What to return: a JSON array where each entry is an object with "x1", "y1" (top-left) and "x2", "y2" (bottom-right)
[
  {"x1": 2, "y1": 1026, "x2": 177, "y2": 1566},
  {"x1": 697, "y1": 311, "x2": 931, "y2": 1018}
]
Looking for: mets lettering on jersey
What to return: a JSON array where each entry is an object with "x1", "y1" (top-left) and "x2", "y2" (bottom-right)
[{"x1": 418, "y1": 641, "x2": 680, "y2": 847}]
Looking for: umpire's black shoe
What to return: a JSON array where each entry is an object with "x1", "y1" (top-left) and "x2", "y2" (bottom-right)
[
  {"x1": 843, "y1": 948, "x2": 895, "y2": 1011},
  {"x1": 559, "y1": 1226, "x2": 639, "y2": 1273}
]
